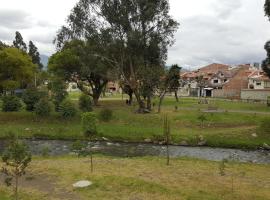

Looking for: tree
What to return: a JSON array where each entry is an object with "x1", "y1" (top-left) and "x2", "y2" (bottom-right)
[
  {"x1": 28, "y1": 41, "x2": 43, "y2": 70},
  {"x1": 0, "y1": 41, "x2": 9, "y2": 50},
  {"x1": 54, "y1": 0, "x2": 179, "y2": 112},
  {"x1": 0, "y1": 48, "x2": 37, "y2": 94},
  {"x1": 49, "y1": 40, "x2": 112, "y2": 105},
  {"x1": 1, "y1": 136, "x2": 32, "y2": 200},
  {"x1": 167, "y1": 64, "x2": 181, "y2": 102},
  {"x1": 157, "y1": 64, "x2": 181, "y2": 113},
  {"x1": 262, "y1": 1, "x2": 270, "y2": 78},
  {"x1": 13, "y1": 31, "x2": 27, "y2": 52}
]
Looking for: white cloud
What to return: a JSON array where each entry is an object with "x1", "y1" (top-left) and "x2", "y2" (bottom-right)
[{"x1": 0, "y1": 0, "x2": 269, "y2": 68}]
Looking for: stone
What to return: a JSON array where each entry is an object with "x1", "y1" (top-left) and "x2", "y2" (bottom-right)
[
  {"x1": 198, "y1": 140, "x2": 207, "y2": 146},
  {"x1": 180, "y1": 141, "x2": 189, "y2": 146},
  {"x1": 73, "y1": 180, "x2": 92, "y2": 188},
  {"x1": 263, "y1": 143, "x2": 270, "y2": 150},
  {"x1": 102, "y1": 137, "x2": 109, "y2": 141},
  {"x1": 25, "y1": 128, "x2": 30, "y2": 131},
  {"x1": 144, "y1": 138, "x2": 152, "y2": 143},
  {"x1": 251, "y1": 133, "x2": 257, "y2": 138}
]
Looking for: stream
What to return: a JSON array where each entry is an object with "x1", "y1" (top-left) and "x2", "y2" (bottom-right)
[{"x1": 0, "y1": 140, "x2": 269, "y2": 164}]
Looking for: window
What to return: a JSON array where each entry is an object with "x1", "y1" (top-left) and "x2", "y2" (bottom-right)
[
  {"x1": 213, "y1": 79, "x2": 219, "y2": 84},
  {"x1": 256, "y1": 82, "x2": 261, "y2": 86},
  {"x1": 224, "y1": 79, "x2": 227, "y2": 82}
]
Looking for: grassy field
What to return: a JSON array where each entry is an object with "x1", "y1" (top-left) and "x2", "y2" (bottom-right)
[
  {"x1": 0, "y1": 94, "x2": 270, "y2": 149},
  {"x1": 0, "y1": 155, "x2": 269, "y2": 200}
]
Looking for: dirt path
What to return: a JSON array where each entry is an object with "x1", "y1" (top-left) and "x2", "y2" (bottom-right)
[{"x1": 0, "y1": 173, "x2": 82, "y2": 200}]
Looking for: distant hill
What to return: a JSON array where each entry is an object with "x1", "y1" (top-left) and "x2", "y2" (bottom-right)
[{"x1": 40, "y1": 54, "x2": 49, "y2": 70}]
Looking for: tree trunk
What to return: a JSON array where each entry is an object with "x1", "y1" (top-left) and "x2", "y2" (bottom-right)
[
  {"x1": 174, "y1": 90, "x2": 179, "y2": 102},
  {"x1": 158, "y1": 91, "x2": 166, "y2": 113},
  {"x1": 128, "y1": 93, "x2": 133, "y2": 105},
  {"x1": 15, "y1": 175, "x2": 18, "y2": 200},
  {"x1": 90, "y1": 153, "x2": 93, "y2": 173},
  {"x1": 146, "y1": 96, "x2": 152, "y2": 111},
  {"x1": 166, "y1": 144, "x2": 170, "y2": 166},
  {"x1": 134, "y1": 90, "x2": 145, "y2": 113}
]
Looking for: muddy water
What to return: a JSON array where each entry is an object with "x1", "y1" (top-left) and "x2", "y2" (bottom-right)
[{"x1": 0, "y1": 140, "x2": 269, "y2": 164}]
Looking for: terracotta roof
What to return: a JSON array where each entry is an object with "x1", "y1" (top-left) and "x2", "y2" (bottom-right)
[{"x1": 197, "y1": 63, "x2": 230, "y2": 75}]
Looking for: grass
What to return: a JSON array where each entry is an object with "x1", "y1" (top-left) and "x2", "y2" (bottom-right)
[
  {"x1": 1, "y1": 155, "x2": 269, "y2": 200},
  {"x1": 0, "y1": 95, "x2": 270, "y2": 149}
]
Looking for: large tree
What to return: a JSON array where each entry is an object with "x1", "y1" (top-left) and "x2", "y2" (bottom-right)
[
  {"x1": 28, "y1": 41, "x2": 43, "y2": 70},
  {"x1": 262, "y1": 0, "x2": 270, "y2": 77},
  {"x1": 49, "y1": 39, "x2": 113, "y2": 105},
  {"x1": 0, "y1": 48, "x2": 37, "y2": 94},
  {"x1": 13, "y1": 31, "x2": 27, "y2": 52},
  {"x1": 55, "y1": 0, "x2": 179, "y2": 112}
]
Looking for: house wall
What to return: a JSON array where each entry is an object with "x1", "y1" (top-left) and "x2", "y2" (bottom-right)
[{"x1": 241, "y1": 89, "x2": 270, "y2": 101}]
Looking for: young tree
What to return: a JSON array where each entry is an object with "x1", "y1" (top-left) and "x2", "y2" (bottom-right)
[
  {"x1": 13, "y1": 31, "x2": 27, "y2": 52},
  {"x1": 28, "y1": 41, "x2": 43, "y2": 70},
  {"x1": 0, "y1": 48, "x2": 37, "y2": 94},
  {"x1": 54, "y1": 0, "x2": 179, "y2": 112},
  {"x1": 81, "y1": 112, "x2": 98, "y2": 172},
  {"x1": 1, "y1": 137, "x2": 32, "y2": 200},
  {"x1": 163, "y1": 114, "x2": 171, "y2": 165}
]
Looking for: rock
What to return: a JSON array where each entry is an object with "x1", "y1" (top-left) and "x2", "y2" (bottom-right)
[
  {"x1": 263, "y1": 143, "x2": 270, "y2": 150},
  {"x1": 144, "y1": 138, "x2": 152, "y2": 143},
  {"x1": 198, "y1": 140, "x2": 207, "y2": 146},
  {"x1": 251, "y1": 133, "x2": 257, "y2": 138},
  {"x1": 180, "y1": 141, "x2": 189, "y2": 146},
  {"x1": 106, "y1": 142, "x2": 113, "y2": 146},
  {"x1": 73, "y1": 180, "x2": 92, "y2": 188},
  {"x1": 102, "y1": 137, "x2": 109, "y2": 141},
  {"x1": 198, "y1": 135, "x2": 204, "y2": 141},
  {"x1": 25, "y1": 128, "x2": 30, "y2": 131}
]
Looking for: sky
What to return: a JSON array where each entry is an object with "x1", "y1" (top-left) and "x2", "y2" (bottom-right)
[{"x1": 0, "y1": 0, "x2": 269, "y2": 69}]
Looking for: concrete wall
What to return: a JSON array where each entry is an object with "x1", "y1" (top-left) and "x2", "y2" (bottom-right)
[
  {"x1": 241, "y1": 89, "x2": 270, "y2": 101},
  {"x1": 212, "y1": 89, "x2": 239, "y2": 99}
]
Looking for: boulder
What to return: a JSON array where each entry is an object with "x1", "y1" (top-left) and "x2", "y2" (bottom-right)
[
  {"x1": 144, "y1": 138, "x2": 152, "y2": 143},
  {"x1": 251, "y1": 133, "x2": 258, "y2": 138},
  {"x1": 73, "y1": 180, "x2": 92, "y2": 188},
  {"x1": 198, "y1": 140, "x2": 207, "y2": 146},
  {"x1": 263, "y1": 143, "x2": 270, "y2": 150},
  {"x1": 180, "y1": 141, "x2": 189, "y2": 146}
]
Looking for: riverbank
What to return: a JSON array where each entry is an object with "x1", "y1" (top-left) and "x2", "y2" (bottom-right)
[
  {"x1": 0, "y1": 98, "x2": 270, "y2": 150},
  {"x1": 0, "y1": 155, "x2": 269, "y2": 200}
]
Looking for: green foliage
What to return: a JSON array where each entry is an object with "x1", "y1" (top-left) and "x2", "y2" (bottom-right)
[
  {"x1": 99, "y1": 108, "x2": 113, "y2": 122},
  {"x1": 0, "y1": 48, "x2": 36, "y2": 92},
  {"x1": 13, "y1": 31, "x2": 27, "y2": 52},
  {"x1": 81, "y1": 112, "x2": 98, "y2": 137},
  {"x1": 71, "y1": 140, "x2": 89, "y2": 157},
  {"x1": 22, "y1": 88, "x2": 47, "y2": 111},
  {"x1": 59, "y1": 100, "x2": 77, "y2": 118},
  {"x1": 79, "y1": 94, "x2": 93, "y2": 112},
  {"x1": 41, "y1": 145, "x2": 51, "y2": 157},
  {"x1": 47, "y1": 78, "x2": 68, "y2": 111},
  {"x1": 28, "y1": 41, "x2": 43, "y2": 70},
  {"x1": 1, "y1": 95, "x2": 22, "y2": 112},
  {"x1": 198, "y1": 113, "x2": 207, "y2": 128},
  {"x1": 34, "y1": 98, "x2": 53, "y2": 117},
  {"x1": 1, "y1": 135, "x2": 31, "y2": 199}
]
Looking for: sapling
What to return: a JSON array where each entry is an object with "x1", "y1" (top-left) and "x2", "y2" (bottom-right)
[
  {"x1": 163, "y1": 114, "x2": 171, "y2": 165},
  {"x1": 81, "y1": 112, "x2": 98, "y2": 172},
  {"x1": 1, "y1": 136, "x2": 32, "y2": 200}
]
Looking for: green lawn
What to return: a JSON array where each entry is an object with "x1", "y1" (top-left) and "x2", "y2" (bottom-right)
[
  {"x1": 0, "y1": 96, "x2": 270, "y2": 149},
  {"x1": 1, "y1": 156, "x2": 269, "y2": 200}
]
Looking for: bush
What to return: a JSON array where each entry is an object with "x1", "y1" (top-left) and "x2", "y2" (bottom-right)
[
  {"x1": 1, "y1": 95, "x2": 22, "y2": 112},
  {"x1": 99, "y1": 108, "x2": 113, "y2": 122},
  {"x1": 48, "y1": 79, "x2": 68, "y2": 111},
  {"x1": 79, "y1": 94, "x2": 93, "y2": 112},
  {"x1": 259, "y1": 118, "x2": 270, "y2": 135},
  {"x1": 22, "y1": 88, "x2": 47, "y2": 111},
  {"x1": 34, "y1": 98, "x2": 53, "y2": 117},
  {"x1": 81, "y1": 112, "x2": 98, "y2": 137},
  {"x1": 59, "y1": 100, "x2": 77, "y2": 118}
]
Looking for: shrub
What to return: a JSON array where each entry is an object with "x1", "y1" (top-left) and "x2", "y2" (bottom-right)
[
  {"x1": 259, "y1": 118, "x2": 270, "y2": 135},
  {"x1": 99, "y1": 108, "x2": 113, "y2": 122},
  {"x1": 79, "y1": 94, "x2": 93, "y2": 112},
  {"x1": 1, "y1": 95, "x2": 22, "y2": 112},
  {"x1": 22, "y1": 88, "x2": 46, "y2": 111},
  {"x1": 48, "y1": 79, "x2": 68, "y2": 111},
  {"x1": 59, "y1": 100, "x2": 77, "y2": 118},
  {"x1": 34, "y1": 98, "x2": 53, "y2": 117},
  {"x1": 81, "y1": 112, "x2": 98, "y2": 137}
]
